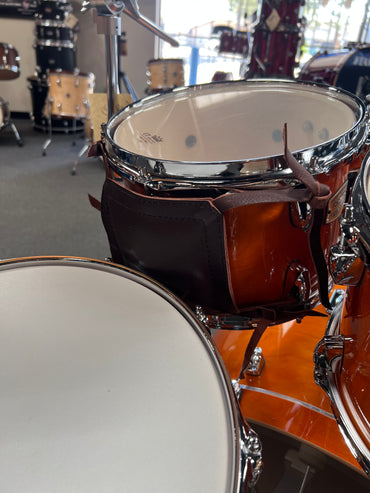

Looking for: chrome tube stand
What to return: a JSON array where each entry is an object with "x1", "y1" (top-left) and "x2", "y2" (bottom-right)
[{"x1": 72, "y1": 0, "x2": 179, "y2": 174}]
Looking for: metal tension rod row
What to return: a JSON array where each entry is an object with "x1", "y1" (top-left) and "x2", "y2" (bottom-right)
[{"x1": 81, "y1": 0, "x2": 179, "y2": 119}]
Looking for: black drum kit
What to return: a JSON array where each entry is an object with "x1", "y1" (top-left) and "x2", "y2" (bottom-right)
[{"x1": 27, "y1": 0, "x2": 94, "y2": 141}]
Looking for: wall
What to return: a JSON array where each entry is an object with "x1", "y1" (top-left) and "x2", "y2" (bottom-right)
[{"x1": 0, "y1": 0, "x2": 159, "y2": 113}]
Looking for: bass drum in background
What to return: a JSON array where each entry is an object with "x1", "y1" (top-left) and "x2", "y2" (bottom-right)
[
  {"x1": 27, "y1": 75, "x2": 84, "y2": 132},
  {"x1": 299, "y1": 46, "x2": 370, "y2": 100}
]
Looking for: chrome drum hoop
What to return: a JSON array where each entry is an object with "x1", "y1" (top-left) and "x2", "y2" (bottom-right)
[
  {"x1": 104, "y1": 79, "x2": 369, "y2": 191},
  {"x1": 35, "y1": 39, "x2": 75, "y2": 49},
  {"x1": 314, "y1": 292, "x2": 370, "y2": 476},
  {"x1": 352, "y1": 151, "x2": 370, "y2": 258},
  {"x1": 0, "y1": 256, "x2": 262, "y2": 492}
]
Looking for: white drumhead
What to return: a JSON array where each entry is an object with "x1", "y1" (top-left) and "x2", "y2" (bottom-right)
[
  {"x1": 0, "y1": 259, "x2": 235, "y2": 492},
  {"x1": 112, "y1": 81, "x2": 360, "y2": 162}
]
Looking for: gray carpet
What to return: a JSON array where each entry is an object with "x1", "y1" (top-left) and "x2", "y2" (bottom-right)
[{"x1": 0, "y1": 117, "x2": 110, "y2": 261}]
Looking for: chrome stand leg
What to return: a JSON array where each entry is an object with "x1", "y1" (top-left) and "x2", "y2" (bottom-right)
[
  {"x1": 10, "y1": 122, "x2": 23, "y2": 146},
  {"x1": 42, "y1": 111, "x2": 52, "y2": 156},
  {"x1": 71, "y1": 141, "x2": 90, "y2": 175}
]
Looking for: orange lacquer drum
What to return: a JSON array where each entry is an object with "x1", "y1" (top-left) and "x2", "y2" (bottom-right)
[
  {"x1": 100, "y1": 80, "x2": 369, "y2": 323},
  {"x1": 212, "y1": 300, "x2": 368, "y2": 476},
  {"x1": 314, "y1": 152, "x2": 370, "y2": 476}
]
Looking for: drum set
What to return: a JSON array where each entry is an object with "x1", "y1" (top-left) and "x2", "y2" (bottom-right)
[
  {"x1": 86, "y1": 76, "x2": 370, "y2": 488},
  {"x1": 1, "y1": 1, "x2": 370, "y2": 491},
  {"x1": 27, "y1": 0, "x2": 94, "y2": 143}
]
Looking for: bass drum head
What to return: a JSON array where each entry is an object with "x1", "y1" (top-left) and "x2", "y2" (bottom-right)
[{"x1": 0, "y1": 257, "x2": 238, "y2": 492}]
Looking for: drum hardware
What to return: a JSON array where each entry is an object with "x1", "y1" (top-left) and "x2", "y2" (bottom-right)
[
  {"x1": 0, "y1": 97, "x2": 23, "y2": 146},
  {"x1": 313, "y1": 291, "x2": 370, "y2": 476},
  {"x1": 81, "y1": 0, "x2": 178, "y2": 118},
  {"x1": 329, "y1": 204, "x2": 363, "y2": 285},
  {"x1": 0, "y1": 256, "x2": 263, "y2": 491}
]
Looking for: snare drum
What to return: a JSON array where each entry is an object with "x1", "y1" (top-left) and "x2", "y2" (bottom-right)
[
  {"x1": 99, "y1": 80, "x2": 368, "y2": 322},
  {"x1": 299, "y1": 46, "x2": 370, "y2": 100},
  {"x1": 0, "y1": 42, "x2": 20, "y2": 80},
  {"x1": 314, "y1": 154, "x2": 370, "y2": 475},
  {"x1": 213, "y1": 299, "x2": 365, "y2": 474},
  {"x1": 146, "y1": 58, "x2": 184, "y2": 93},
  {"x1": 47, "y1": 70, "x2": 94, "y2": 118},
  {"x1": 0, "y1": 256, "x2": 261, "y2": 491}
]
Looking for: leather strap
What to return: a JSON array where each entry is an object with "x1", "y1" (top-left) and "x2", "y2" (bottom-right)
[{"x1": 213, "y1": 123, "x2": 332, "y2": 213}]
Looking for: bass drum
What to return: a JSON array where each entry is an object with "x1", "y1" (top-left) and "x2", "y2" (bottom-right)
[
  {"x1": 299, "y1": 46, "x2": 370, "y2": 100},
  {"x1": 0, "y1": 256, "x2": 261, "y2": 491},
  {"x1": 213, "y1": 299, "x2": 370, "y2": 491}
]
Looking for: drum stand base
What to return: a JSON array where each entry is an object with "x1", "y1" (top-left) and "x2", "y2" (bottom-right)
[
  {"x1": 1, "y1": 120, "x2": 23, "y2": 146},
  {"x1": 71, "y1": 139, "x2": 91, "y2": 175},
  {"x1": 42, "y1": 114, "x2": 80, "y2": 156}
]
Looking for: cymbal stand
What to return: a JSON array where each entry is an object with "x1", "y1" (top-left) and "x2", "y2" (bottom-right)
[{"x1": 71, "y1": 0, "x2": 179, "y2": 174}]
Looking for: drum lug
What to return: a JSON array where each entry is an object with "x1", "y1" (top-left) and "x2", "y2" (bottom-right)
[
  {"x1": 314, "y1": 334, "x2": 344, "y2": 382},
  {"x1": 243, "y1": 347, "x2": 265, "y2": 377},
  {"x1": 329, "y1": 204, "x2": 362, "y2": 284},
  {"x1": 195, "y1": 306, "x2": 256, "y2": 330},
  {"x1": 238, "y1": 416, "x2": 263, "y2": 490}
]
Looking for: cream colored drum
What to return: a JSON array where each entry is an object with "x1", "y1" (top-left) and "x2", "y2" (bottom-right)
[
  {"x1": 0, "y1": 256, "x2": 261, "y2": 492},
  {"x1": 47, "y1": 70, "x2": 94, "y2": 118},
  {"x1": 146, "y1": 58, "x2": 184, "y2": 93}
]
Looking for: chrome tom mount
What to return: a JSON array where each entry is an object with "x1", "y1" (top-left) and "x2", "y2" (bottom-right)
[{"x1": 80, "y1": 0, "x2": 179, "y2": 118}]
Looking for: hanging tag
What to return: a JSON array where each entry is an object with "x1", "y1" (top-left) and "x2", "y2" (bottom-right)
[{"x1": 266, "y1": 8, "x2": 281, "y2": 31}]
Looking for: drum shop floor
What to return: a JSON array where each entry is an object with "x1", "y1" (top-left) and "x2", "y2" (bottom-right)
[{"x1": 0, "y1": 116, "x2": 109, "y2": 261}]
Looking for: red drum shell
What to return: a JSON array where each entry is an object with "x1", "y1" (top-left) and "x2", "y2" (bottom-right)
[{"x1": 0, "y1": 42, "x2": 20, "y2": 80}]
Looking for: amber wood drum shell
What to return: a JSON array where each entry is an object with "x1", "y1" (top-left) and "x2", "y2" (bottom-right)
[{"x1": 213, "y1": 298, "x2": 364, "y2": 473}]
